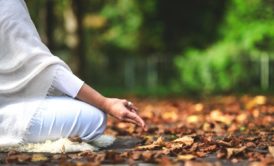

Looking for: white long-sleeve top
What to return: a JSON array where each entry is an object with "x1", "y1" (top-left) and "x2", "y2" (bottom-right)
[
  {"x1": 0, "y1": 0, "x2": 83, "y2": 146},
  {"x1": 52, "y1": 66, "x2": 84, "y2": 98}
]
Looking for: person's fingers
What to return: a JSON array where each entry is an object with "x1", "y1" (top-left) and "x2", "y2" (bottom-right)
[
  {"x1": 124, "y1": 112, "x2": 148, "y2": 131},
  {"x1": 122, "y1": 99, "x2": 128, "y2": 105},
  {"x1": 126, "y1": 111, "x2": 146, "y2": 128},
  {"x1": 123, "y1": 118, "x2": 139, "y2": 125},
  {"x1": 129, "y1": 105, "x2": 138, "y2": 112},
  {"x1": 128, "y1": 107, "x2": 137, "y2": 114},
  {"x1": 124, "y1": 100, "x2": 139, "y2": 113}
]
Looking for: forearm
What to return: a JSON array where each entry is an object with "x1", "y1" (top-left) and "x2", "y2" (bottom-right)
[
  {"x1": 51, "y1": 66, "x2": 145, "y2": 128},
  {"x1": 51, "y1": 66, "x2": 109, "y2": 111},
  {"x1": 76, "y1": 83, "x2": 109, "y2": 111}
]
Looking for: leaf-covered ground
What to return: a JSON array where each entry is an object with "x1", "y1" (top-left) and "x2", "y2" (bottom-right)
[{"x1": 1, "y1": 95, "x2": 273, "y2": 165}]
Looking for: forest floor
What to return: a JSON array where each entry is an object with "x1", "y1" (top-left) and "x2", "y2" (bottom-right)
[{"x1": 1, "y1": 95, "x2": 273, "y2": 166}]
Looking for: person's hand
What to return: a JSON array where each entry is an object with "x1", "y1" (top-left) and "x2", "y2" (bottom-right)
[{"x1": 103, "y1": 98, "x2": 147, "y2": 130}]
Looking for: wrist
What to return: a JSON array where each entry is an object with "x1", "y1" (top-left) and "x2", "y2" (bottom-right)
[{"x1": 101, "y1": 97, "x2": 111, "y2": 112}]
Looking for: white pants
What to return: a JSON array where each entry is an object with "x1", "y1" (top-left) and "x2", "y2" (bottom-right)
[
  {"x1": 23, "y1": 96, "x2": 107, "y2": 143},
  {"x1": 23, "y1": 65, "x2": 108, "y2": 143}
]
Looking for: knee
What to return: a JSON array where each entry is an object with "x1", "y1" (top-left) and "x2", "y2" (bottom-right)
[
  {"x1": 97, "y1": 110, "x2": 107, "y2": 133},
  {"x1": 81, "y1": 106, "x2": 107, "y2": 141}
]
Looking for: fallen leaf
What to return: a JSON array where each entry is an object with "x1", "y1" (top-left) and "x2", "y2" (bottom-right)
[
  {"x1": 246, "y1": 96, "x2": 267, "y2": 109},
  {"x1": 194, "y1": 103, "x2": 204, "y2": 112},
  {"x1": 236, "y1": 113, "x2": 248, "y2": 123},
  {"x1": 7, "y1": 150, "x2": 18, "y2": 156},
  {"x1": 202, "y1": 145, "x2": 217, "y2": 152},
  {"x1": 246, "y1": 142, "x2": 256, "y2": 148},
  {"x1": 226, "y1": 146, "x2": 246, "y2": 159},
  {"x1": 68, "y1": 136, "x2": 82, "y2": 143},
  {"x1": 268, "y1": 146, "x2": 274, "y2": 157},
  {"x1": 177, "y1": 154, "x2": 196, "y2": 161},
  {"x1": 216, "y1": 140, "x2": 232, "y2": 147},
  {"x1": 154, "y1": 136, "x2": 165, "y2": 146},
  {"x1": 31, "y1": 154, "x2": 49, "y2": 162},
  {"x1": 135, "y1": 144, "x2": 161, "y2": 150},
  {"x1": 159, "y1": 157, "x2": 173, "y2": 166},
  {"x1": 131, "y1": 151, "x2": 141, "y2": 160},
  {"x1": 142, "y1": 150, "x2": 154, "y2": 161},
  {"x1": 172, "y1": 136, "x2": 194, "y2": 146},
  {"x1": 17, "y1": 154, "x2": 31, "y2": 162},
  {"x1": 209, "y1": 109, "x2": 232, "y2": 125},
  {"x1": 5, "y1": 155, "x2": 18, "y2": 163},
  {"x1": 195, "y1": 151, "x2": 207, "y2": 157},
  {"x1": 202, "y1": 123, "x2": 212, "y2": 131},
  {"x1": 216, "y1": 150, "x2": 226, "y2": 159},
  {"x1": 161, "y1": 107, "x2": 178, "y2": 122},
  {"x1": 187, "y1": 115, "x2": 201, "y2": 124}
]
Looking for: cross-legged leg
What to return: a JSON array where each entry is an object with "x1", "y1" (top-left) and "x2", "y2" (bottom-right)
[{"x1": 23, "y1": 96, "x2": 107, "y2": 143}]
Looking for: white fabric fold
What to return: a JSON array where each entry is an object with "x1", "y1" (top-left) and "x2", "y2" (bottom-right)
[{"x1": 0, "y1": 0, "x2": 70, "y2": 146}]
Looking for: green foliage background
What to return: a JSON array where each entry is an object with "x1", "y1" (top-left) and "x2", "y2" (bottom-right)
[
  {"x1": 176, "y1": 0, "x2": 274, "y2": 94},
  {"x1": 26, "y1": 0, "x2": 274, "y2": 96}
]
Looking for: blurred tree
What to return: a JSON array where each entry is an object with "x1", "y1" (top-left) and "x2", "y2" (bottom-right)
[
  {"x1": 46, "y1": 0, "x2": 55, "y2": 51},
  {"x1": 176, "y1": 0, "x2": 274, "y2": 93},
  {"x1": 72, "y1": 0, "x2": 86, "y2": 78},
  {"x1": 25, "y1": 0, "x2": 273, "y2": 95}
]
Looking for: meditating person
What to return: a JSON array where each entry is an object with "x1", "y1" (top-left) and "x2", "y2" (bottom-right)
[{"x1": 0, "y1": 0, "x2": 146, "y2": 146}]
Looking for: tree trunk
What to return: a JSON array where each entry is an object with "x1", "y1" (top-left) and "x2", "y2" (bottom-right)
[
  {"x1": 72, "y1": 0, "x2": 86, "y2": 79},
  {"x1": 46, "y1": 0, "x2": 55, "y2": 51}
]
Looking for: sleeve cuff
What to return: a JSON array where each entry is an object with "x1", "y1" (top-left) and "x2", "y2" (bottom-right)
[{"x1": 53, "y1": 66, "x2": 84, "y2": 98}]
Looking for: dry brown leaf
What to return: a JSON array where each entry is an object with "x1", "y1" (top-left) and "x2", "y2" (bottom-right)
[
  {"x1": 246, "y1": 96, "x2": 267, "y2": 109},
  {"x1": 177, "y1": 154, "x2": 196, "y2": 161},
  {"x1": 78, "y1": 150, "x2": 95, "y2": 157},
  {"x1": 5, "y1": 155, "x2": 18, "y2": 163},
  {"x1": 140, "y1": 104, "x2": 156, "y2": 120},
  {"x1": 172, "y1": 136, "x2": 194, "y2": 146},
  {"x1": 31, "y1": 154, "x2": 49, "y2": 162},
  {"x1": 6, "y1": 154, "x2": 31, "y2": 163},
  {"x1": 17, "y1": 154, "x2": 31, "y2": 162},
  {"x1": 142, "y1": 150, "x2": 154, "y2": 161},
  {"x1": 154, "y1": 136, "x2": 165, "y2": 146},
  {"x1": 135, "y1": 144, "x2": 161, "y2": 150},
  {"x1": 268, "y1": 146, "x2": 274, "y2": 157},
  {"x1": 159, "y1": 157, "x2": 173, "y2": 166},
  {"x1": 236, "y1": 113, "x2": 248, "y2": 123},
  {"x1": 135, "y1": 136, "x2": 165, "y2": 150},
  {"x1": 136, "y1": 141, "x2": 160, "y2": 150},
  {"x1": 161, "y1": 107, "x2": 178, "y2": 122},
  {"x1": 184, "y1": 161, "x2": 216, "y2": 166},
  {"x1": 194, "y1": 103, "x2": 204, "y2": 112},
  {"x1": 52, "y1": 154, "x2": 63, "y2": 160},
  {"x1": 131, "y1": 151, "x2": 141, "y2": 160},
  {"x1": 7, "y1": 150, "x2": 18, "y2": 156},
  {"x1": 216, "y1": 150, "x2": 226, "y2": 159},
  {"x1": 246, "y1": 142, "x2": 256, "y2": 148},
  {"x1": 195, "y1": 151, "x2": 207, "y2": 157},
  {"x1": 187, "y1": 115, "x2": 201, "y2": 124},
  {"x1": 94, "y1": 153, "x2": 106, "y2": 163},
  {"x1": 68, "y1": 136, "x2": 82, "y2": 143},
  {"x1": 209, "y1": 109, "x2": 232, "y2": 125},
  {"x1": 202, "y1": 123, "x2": 212, "y2": 131},
  {"x1": 226, "y1": 146, "x2": 246, "y2": 159},
  {"x1": 202, "y1": 145, "x2": 217, "y2": 152},
  {"x1": 216, "y1": 140, "x2": 232, "y2": 147}
]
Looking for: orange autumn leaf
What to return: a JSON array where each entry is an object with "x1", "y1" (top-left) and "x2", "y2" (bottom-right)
[
  {"x1": 135, "y1": 137, "x2": 165, "y2": 150},
  {"x1": 226, "y1": 146, "x2": 246, "y2": 159},
  {"x1": 177, "y1": 154, "x2": 196, "y2": 161},
  {"x1": 172, "y1": 136, "x2": 194, "y2": 146}
]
